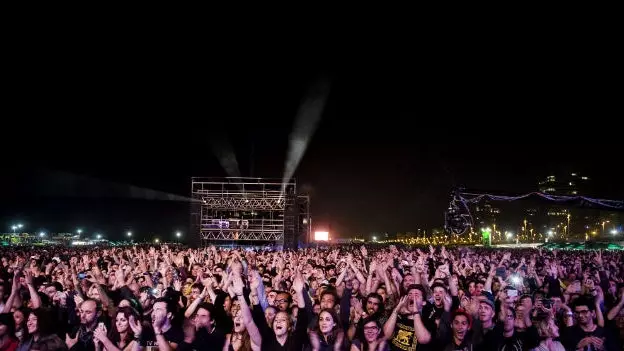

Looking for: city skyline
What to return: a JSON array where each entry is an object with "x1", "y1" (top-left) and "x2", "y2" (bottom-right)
[{"x1": 2, "y1": 48, "x2": 622, "y2": 241}]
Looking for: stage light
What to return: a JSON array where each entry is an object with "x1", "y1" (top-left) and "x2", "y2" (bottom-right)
[
  {"x1": 11, "y1": 226, "x2": 17, "y2": 231},
  {"x1": 612, "y1": 229, "x2": 619, "y2": 235},
  {"x1": 548, "y1": 230, "x2": 554, "y2": 236},
  {"x1": 77, "y1": 229, "x2": 83, "y2": 234},
  {"x1": 39, "y1": 232, "x2": 45, "y2": 237},
  {"x1": 96, "y1": 234, "x2": 102, "y2": 239},
  {"x1": 314, "y1": 231, "x2": 329, "y2": 241},
  {"x1": 176, "y1": 231, "x2": 181, "y2": 237},
  {"x1": 127, "y1": 231, "x2": 132, "y2": 237},
  {"x1": 155, "y1": 238, "x2": 160, "y2": 243}
]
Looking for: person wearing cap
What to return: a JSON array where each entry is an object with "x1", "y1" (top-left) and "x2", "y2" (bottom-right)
[
  {"x1": 383, "y1": 284, "x2": 431, "y2": 351},
  {"x1": 469, "y1": 294, "x2": 497, "y2": 349}
]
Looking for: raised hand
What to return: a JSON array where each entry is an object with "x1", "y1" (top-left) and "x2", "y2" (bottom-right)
[
  {"x1": 24, "y1": 269, "x2": 34, "y2": 286},
  {"x1": 395, "y1": 295, "x2": 409, "y2": 311},
  {"x1": 441, "y1": 291, "x2": 452, "y2": 310},
  {"x1": 173, "y1": 279, "x2": 182, "y2": 291},
  {"x1": 129, "y1": 315, "x2": 143, "y2": 338},
  {"x1": 93, "y1": 324, "x2": 108, "y2": 343},
  {"x1": 66, "y1": 333, "x2": 79, "y2": 349},
  {"x1": 232, "y1": 276, "x2": 245, "y2": 296},
  {"x1": 412, "y1": 293, "x2": 423, "y2": 313},
  {"x1": 249, "y1": 272, "x2": 260, "y2": 291},
  {"x1": 292, "y1": 268, "x2": 304, "y2": 293}
]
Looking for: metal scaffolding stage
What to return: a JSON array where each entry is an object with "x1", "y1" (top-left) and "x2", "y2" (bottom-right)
[{"x1": 190, "y1": 177, "x2": 310, "y2": 248}]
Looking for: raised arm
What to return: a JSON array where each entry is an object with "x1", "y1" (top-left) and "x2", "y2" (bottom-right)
[
  {"x1": 383, "y1": 296, "x2": 407, "y2": 340},
  {"x1": 607, "y1": 294, "x2": 624, "y2": 320},
  {"x1": 24, "y1": 270, "x2": 42, "y2": 309},
  {"x1": 184, "y1": 287, "x2": 208, "y2": 319},
  {"x1": 2, "y1": 271, "x2": 20, "y2": 313},
  {"x1": 233, "y1": 277, "x2": 261, "y2": 351}
]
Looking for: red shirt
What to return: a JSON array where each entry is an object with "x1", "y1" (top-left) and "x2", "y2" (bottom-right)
[{"x1": 0, "y1": 337, "x2": 18, "y2": 351}]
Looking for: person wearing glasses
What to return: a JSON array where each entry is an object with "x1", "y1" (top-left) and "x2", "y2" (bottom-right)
[
  {"x1": 561, "y1": 297, "x2": 617, "y2": 351},
  {"x1": 350, "y1": 317, "x2": 388, "y2": 351}
]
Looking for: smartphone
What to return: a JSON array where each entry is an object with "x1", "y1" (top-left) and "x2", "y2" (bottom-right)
[
  {"x1": 507, "y1": 289, "x2": 518, "y2": 297},
  {"x1": 78, "y1": 272, "x2": 86, "y2": 280}
]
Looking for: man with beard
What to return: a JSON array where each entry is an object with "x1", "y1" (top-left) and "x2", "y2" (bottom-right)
[
  {"x1": 138, "y1": 286, "x2": 156, "y2": 320},
  {"x1": 347, "y1": 293, "x2": 385, "y2": 341},
  {"x1": 142, "y1": 298, "x2": 184, "y2": 351},
  {"x1": 384, "y1": 284, "x2": 432, "y2": 351},
  {"x1": 178, "y1": 302, "x2": 226, "y2": 351},
  {"x1": 65, "y1": 299, "x2": 101, "y2": 351},
  {"x1": 561, "y1": 297, "x2": 618, "y2": 351}
]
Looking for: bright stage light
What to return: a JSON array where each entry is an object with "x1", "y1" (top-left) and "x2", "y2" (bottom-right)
[{"x1": 314, "y1": 231, "x2": 329, "y2": 241}]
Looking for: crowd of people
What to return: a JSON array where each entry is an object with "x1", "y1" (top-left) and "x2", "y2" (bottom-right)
[{"x1": 0, "y1": 243, "x2": 622, "y2": 351}]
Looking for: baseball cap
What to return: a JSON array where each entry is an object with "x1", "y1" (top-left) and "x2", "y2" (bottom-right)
[{"x1": 479, "y1": 297, "x2": 495, "y2": 310}]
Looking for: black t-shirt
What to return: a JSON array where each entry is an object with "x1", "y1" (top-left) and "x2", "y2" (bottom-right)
[
  {"x1": 389, "y1": 314, "x2": 423, "y2": 351},
  {"x1": 561, "y1": 325, "x2": 618, "y2": 351},
  {"x1": 177, "y1": 327, "x2": 227, "y2": 351},
  {"x1": 142, "y1": 325, "x2": 185, "y2": 351}
]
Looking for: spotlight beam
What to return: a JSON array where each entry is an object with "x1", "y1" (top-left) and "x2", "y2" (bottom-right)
[
  {"x1": 282, "y1": 76, "x2": 331, "y2": 193},
  {"x1": 210, "y1": 135, "x2": 242, "y2": 180}
]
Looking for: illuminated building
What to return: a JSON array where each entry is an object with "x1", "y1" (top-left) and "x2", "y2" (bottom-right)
[{"x1": 538, "y1": 173, "x2": 590, "y2": 196}]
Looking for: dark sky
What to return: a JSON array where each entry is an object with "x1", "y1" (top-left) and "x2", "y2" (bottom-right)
[{"x1": 1, "y1": 43, "x2": 622, "y2": 241}]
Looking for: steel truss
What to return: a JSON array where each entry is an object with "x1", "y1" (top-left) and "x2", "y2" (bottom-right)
[{"x1": 191, "y1": 177, "x2": 296, "y2": 246}]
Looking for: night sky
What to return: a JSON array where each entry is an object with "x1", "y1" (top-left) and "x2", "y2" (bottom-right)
[{"x1": 2, "y1": 47, "x2": 622, "y2": 241}]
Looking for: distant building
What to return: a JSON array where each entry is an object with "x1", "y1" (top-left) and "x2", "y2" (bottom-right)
[
  {"x1": 474, "y1": 201, "x2": 501, "y2": 228},
  {"x1": 538, "y1": 173, "x2": 591, "y2": 196}
]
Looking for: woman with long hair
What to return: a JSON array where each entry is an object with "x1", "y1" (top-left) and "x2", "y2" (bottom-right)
[
  {"x1": 350, "y1": 317, "x2": 387, "y2": 351},
  {"x1": 308, "y1": 309, "x2": 345, "y2": 351},
  {"x1": 222, "y1": 277, "x2": 261, "y2": 351},
  {"x1": 12, "y1": 308, "x2": 29, "y2": 343},
  {"x1": 16, "y1": 309, "x2": 52, "y2": 351},
  {"x1": 92, "y1": 307, "x2": 141, "y2": 351}
]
